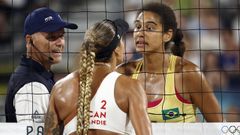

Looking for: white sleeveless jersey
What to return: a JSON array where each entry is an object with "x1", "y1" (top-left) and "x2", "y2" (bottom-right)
[{"x1": 63, "y1": 72, "x2": 130, "y2": 135}]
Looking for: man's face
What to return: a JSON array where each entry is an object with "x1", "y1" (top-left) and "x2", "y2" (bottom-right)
[{"x1": 29, "y1": 28, "x2": 65, "y2": 65}]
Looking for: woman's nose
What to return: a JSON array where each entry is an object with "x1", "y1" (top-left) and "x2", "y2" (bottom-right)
[{"x1": 134, "y1": 28, "x2": 145, "y2": 37}]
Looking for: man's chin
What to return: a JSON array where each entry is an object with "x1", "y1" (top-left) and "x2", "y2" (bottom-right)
[{"x1": 50, "y1": 57, "x2": 62, "y2": 64}]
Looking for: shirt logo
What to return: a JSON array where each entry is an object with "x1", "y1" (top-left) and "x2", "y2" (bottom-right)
[
  {"x1": 44, "y1": 16, "x2": 53, "y2": 22},
  {"x1": 58, "y1": 15, "x2": 62, "y2": 20},
  {"x1": 32, "y1": 110, "x2": 41, "y2": 120},
  {"x1": 117, "y1": 34, "x2": 120, "y2": 39},
  {"x1": 162, "y1": 107, "x2": 180, "y2": 120}
]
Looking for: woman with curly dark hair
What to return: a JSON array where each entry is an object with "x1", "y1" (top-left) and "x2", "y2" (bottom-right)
[{"x1": 117, "y1": 2, "x2": 223, "y2": 123}]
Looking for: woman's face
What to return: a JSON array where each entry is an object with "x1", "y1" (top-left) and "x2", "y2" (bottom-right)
[{"x1": 133, "y1": 11, "x2": 166, "y2": 53}]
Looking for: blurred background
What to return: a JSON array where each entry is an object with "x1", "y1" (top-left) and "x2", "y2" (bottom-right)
[{"x1": 0, "y1": 0, "x2": 239, "y2": 122}]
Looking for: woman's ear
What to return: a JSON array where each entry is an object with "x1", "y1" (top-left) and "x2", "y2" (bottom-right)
[
  {"x1": 113, "y1": 39, "x2": 125, "y2": 65},
  {"x1": 163, "y1": 29, "x2": 173, "y2": 42},
  {"x1": 114, "y1": 39, "x2": 124, "y2": 55},
  {"x1": 114, "y1": 44, "x2": 121, "y2": 56}
]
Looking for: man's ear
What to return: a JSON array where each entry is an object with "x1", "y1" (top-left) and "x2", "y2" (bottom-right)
[
  {"x1": 163, "y1": 29, "x2": 173, "y2": 42},
  {"x1": 25, "y1": 35, "x2": 31, "y2": 45}
]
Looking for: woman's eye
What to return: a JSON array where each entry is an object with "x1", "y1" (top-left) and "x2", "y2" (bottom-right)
[
  {"x1": 146, "y1": 26, "x2": 154, "y2": 31},
  {"x1": 135, "y1": 24, "x2": 141, "y2": 30}
]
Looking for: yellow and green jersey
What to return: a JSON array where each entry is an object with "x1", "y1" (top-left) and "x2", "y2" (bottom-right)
[{"x1": 132, "y1": 55, "x2": 197, "y2": 122}]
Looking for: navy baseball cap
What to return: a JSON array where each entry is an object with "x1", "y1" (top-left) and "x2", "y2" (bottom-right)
[{"x1": 24, "y1": 7, "x2": 78, "y2": 36}]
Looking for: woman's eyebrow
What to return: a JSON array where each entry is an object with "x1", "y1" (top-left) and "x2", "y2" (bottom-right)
[{"x1": 134, "y1": 20, "x2": 158, "y2": 25}]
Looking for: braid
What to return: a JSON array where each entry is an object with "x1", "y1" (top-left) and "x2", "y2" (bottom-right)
[
  {"x1": 76, "y1": 19, "x2": 116, "y2": 134},
  {"x1": 171, "y1": 28, "x2": 185, "y2": 57},
  {"x1": 83, "y1": 43, "x2": 95, "y2": 134},
  {"x1": 77, "y1": 41, "x2": 96, "y2": 135},
  {"x1": 77, "y1": 46, "x2": 87, "y2": 134}
]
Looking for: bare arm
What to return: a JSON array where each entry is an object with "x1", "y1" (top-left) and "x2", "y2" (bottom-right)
[
  {"x1": 44, "y1": 86, "x2": 61, "y2": 135},
  {"x1": 186, "y1": 70, "x2": 224, "y2": 122},
  {"x1": 128, "y1": 80, "x2": 152, "y2": 135}
]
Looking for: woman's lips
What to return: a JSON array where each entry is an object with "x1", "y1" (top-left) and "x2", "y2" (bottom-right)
[{"x1": 136, "y1": 38, "x2": 147, "y2": 48}]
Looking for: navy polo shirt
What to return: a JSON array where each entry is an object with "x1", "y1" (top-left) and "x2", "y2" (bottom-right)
[{"x1": 5, "y1": 55, "x2": 55, "y2": 122}]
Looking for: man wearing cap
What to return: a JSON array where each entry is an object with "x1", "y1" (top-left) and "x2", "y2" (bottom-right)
[{"x1": 5, "y1": 7, "x2": 78, "y2": 122}]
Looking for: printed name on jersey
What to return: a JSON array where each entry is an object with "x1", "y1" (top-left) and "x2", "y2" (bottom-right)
[
  {"x1": 90, "y1": 111, "x2": 106, "y2": 118},
  {"x1": 90, "y1": 100, "x2": 107, "y2": 125}
]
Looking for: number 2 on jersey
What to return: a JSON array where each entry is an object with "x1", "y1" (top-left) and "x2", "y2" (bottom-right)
[{"x1": 101, "y1": 100, "x2": 107, "y2": 109}]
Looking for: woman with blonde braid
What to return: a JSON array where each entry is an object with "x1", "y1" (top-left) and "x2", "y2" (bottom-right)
[{"x1": 44, "y1": 19, "x2": 152, "y2": 135}]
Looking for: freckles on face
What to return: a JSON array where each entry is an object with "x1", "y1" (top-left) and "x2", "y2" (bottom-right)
[{"x1": 133, "y1": 11, "x2": 165, "y2": 52}]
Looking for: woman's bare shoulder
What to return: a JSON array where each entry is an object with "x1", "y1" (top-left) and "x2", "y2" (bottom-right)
[
  {"x1": 175, "y1": 56, "x2": 203, "y2": 83},
  {"x1": 175, "y1": 56, "x2": 208, "y2": 90},
  {"x1": 117, "y1": 74, "x2": 142, "y2": 93},
  {"x1": 175, "y1": 56, "x2": 200, "y2": 73},
  {"x1": 50, "y1": 71, "x2": 79, "y2": 121},
  {"x1": 116, "y1": 58, "x2": 143, "y2": 76},
  {"x1": 52, "y1": 71, "x2": 79, "y2": 98}
]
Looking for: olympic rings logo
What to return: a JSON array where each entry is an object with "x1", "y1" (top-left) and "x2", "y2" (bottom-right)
[{"x1": 221, "y1": 125, "x2": 240, "y2": 135}]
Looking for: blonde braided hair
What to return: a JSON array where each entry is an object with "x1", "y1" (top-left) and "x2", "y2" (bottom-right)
[
  {"x1": 77, "y1": 20, "x2": 116, "y2": 135},
  {"x1": 77, "y1": 40, "x2": 95, "y2": 135}
]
